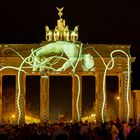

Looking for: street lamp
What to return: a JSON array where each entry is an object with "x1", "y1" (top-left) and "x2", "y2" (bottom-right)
[
  {"x1": 11, "y1": 114, "x2": 15, "y2": 123},
  {"x1": 12, "y1": 114, "x2": 15, "y2": 118},
  {"x1": 117, "y1": 96, "x2": 120, "y2": 100}
]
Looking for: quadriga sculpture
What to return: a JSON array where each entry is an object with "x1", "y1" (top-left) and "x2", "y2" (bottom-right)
[{"x1": 32, "y1": 41, "x2": 95, "y2": 73}]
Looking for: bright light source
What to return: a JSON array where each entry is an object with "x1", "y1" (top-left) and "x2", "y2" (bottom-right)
[
  {"x1": 117, "y1": 96, "x2": 120, "y2": 100},
  {"x1": 12, "y1": 114, "x2": 15, "y2": 118}
]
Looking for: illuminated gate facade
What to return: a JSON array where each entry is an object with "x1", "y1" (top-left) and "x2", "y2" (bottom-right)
[
  {"x1": 0, "y1": 43, "x2": 135, "y2": 123},
  {"x1": 0, "y1": 8, "x2": 135, "y2": 124}
]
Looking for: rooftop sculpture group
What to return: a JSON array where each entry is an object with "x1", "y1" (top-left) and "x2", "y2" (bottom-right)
[{"x1": 45, "y1": 7, "x2": 79, "y2": 42}]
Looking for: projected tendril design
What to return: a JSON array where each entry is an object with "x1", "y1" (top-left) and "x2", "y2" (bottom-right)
[
  {"x1": 0, "y1": 41, "x2": 130, "y2": 123},
  {"x1": 83, "y1": 47, "x2": 130, "y2": 123}
]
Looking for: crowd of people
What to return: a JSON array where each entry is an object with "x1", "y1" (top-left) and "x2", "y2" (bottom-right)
[{"x1": 0, "y1": 117, "x2": 140, "y2": 140}]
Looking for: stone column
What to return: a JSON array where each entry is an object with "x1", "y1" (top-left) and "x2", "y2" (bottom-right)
[
  {"x1": 15, "y1": 73, "x2": 25, "y2": 124},
  {"x1": 129, "y1": 92, "x2": 134, "y2": 119},
  {"x1": 72, "y1": 75, "x2": 82, "y2": 122},
  {"x1": 95, "y1": 71, "x2": 106, "y2": 122},
  {"x1": 40, "y1": 75, "x2": 49, "y2": 122},
  {"x1": 120, "y1": 71, "x2": 130, "y2": 122},
  {"x1": 118, "y1": 73, "x2": 122, "y2": 120},
  {"x1": 134, "y1": 90, "x2": 140, "y2": 119},
  {"x1": 0, "y1": 74, "x2": 2, "y2": 124}
]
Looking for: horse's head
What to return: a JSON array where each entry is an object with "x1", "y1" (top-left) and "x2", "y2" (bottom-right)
[
  {"x1": 74, "y1": 25, "x2": 79, "y2": 32},
  {"x1": 81, "y1": 53, "x2": 95, "y2": 71}
]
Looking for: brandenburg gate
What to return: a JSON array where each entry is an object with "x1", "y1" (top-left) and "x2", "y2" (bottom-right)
[{"x1": 0, "y1": 7, "x2": 135, "y2": 124}]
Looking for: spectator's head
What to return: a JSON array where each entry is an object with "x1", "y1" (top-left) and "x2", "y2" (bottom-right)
[
  {"x1": 59, "y1": 122, "x2": 64, "y2": 128},
  {"x1": 54, "y1": 133, "x2": 69, "y2": 140},
  {"x1": 129, "y1": 118, "x2": 133, "y2": 123}
]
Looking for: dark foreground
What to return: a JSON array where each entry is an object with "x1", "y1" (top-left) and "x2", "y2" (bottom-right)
[{"x1": 0, "y1": 119, "x2": 140, "y2": 140}]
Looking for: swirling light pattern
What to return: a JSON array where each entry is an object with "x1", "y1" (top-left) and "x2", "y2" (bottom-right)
[{"x1": 84, "y1": 47, "x2": 130, "y2": 123}]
